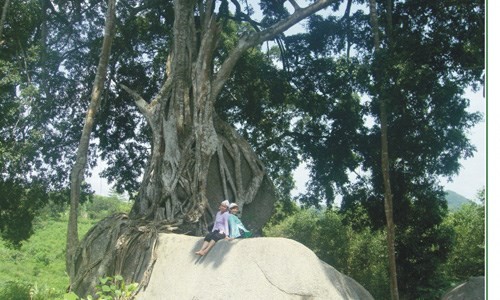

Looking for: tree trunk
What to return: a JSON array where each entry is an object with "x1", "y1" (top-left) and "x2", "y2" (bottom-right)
[
  {"x1": 123, "y1": 0, "x2": 337, "y2": 232},
  {"x1": 0, "y1": 0, "x2": 10, "y2": 45},
  {"x1": 67, "y1": 0, "x2": 116, "y2": 279},
  {"x1": 369, "y1": 0, "x2": 399, "y2": 299},
  {"x1": 127, "y1": 1, "x2": 265, "y2": 235},
  {"x1": 69, "y1": 0, "x2": 336, "y2": 295}
]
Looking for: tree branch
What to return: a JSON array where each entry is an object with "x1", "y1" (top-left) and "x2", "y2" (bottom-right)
[
  {"x1": 253, "y1": 0, "x2": 335, "y2": 45},
  {"x1": 120, "y1": 84, "x2": 152, "y2": 119},
  {"x1": 67, "y1": 0, "x2": 116, "y2": 281},
  {"x1": 212, "y1": 0, "x2": 335, "y2": 98},
  {"x1": 288, "y1": 0, "x2": 301, "y2": 11},
  {"x1": 229, "y1": 0, "x2": 262, "y2": 31}
]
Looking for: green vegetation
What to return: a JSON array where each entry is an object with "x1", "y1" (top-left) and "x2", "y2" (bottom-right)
[
  {"x1": 442, "y1": 202, "x2": 485, "y2": 282},
  {"x1": 0, "y1": 189, "x2": 484, "y2": 300},
  {"x1": 0, "y1": 195, "x2": 132, "y2": 299},
  {"x1": 264, "y1": 191, "x2": 485, "y2": 300},
  {"x1": 64, "y1": 275, "x2": 138, "y2": 300},
  {"x1": 264, "y1": 207, "x2": 390, "y2": 299}
]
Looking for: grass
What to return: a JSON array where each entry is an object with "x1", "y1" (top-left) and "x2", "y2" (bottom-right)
[
  {"x1": 0, "y1": 195, "x2": 133, "y2": 299},
  {"x1": 0, "y1": 216, "x2": 98, "y2": 299}
]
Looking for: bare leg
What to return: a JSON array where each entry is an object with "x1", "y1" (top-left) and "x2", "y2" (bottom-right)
[
  {"x1": 199, "y1": 240, "x2": 216, "y2": 256},
  {"x1": 195, "y1": 241, "x2": 210, "y2": 255}
]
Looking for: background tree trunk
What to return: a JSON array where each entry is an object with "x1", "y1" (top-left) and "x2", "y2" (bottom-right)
[
  {"x1": 369, "y1": 0, "x2": 399, "y2": 299},
  {"x1": 0, "y1": 0, "x2": 9, "y2": 45},
  {"x1": 67, "y1": 0, "x2": 116, "y2": 279}
]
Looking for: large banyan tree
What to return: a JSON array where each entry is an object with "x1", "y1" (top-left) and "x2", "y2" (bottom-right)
[{"x1": 67, "y1": 0, "x2": 337, "y2": 295}]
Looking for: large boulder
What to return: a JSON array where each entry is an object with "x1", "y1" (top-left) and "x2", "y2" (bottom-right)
[
  {"x1": 442, "y1": 276, "x2": 485, "y2": 300},
  {"x1": 136, "y1": 233, "x2": 373, "y2": 300}
]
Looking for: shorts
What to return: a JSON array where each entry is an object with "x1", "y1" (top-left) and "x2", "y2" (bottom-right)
[{"x1": 204, "y1": 230, "x2": 226, "y2": 242}]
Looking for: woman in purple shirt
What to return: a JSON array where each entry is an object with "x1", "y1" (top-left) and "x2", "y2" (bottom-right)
[{"x1": 195, "y1": 200, "x2": 230, "y2": 256}]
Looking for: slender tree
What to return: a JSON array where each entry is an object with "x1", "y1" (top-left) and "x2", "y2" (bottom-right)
[
  {"x1": 369, "y1": 0, "x2": 398, "y2": 298},
  {"x1": 280, "y1": 0, "x2": 482, "y2": 297},
  {"x1": 66, "y1": 0, "x2": 116, "y2": 277}
]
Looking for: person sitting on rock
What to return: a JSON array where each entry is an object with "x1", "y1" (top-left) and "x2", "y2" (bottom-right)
[
  {"x1": 195, "y1": 200, "x2": 230, "y2": 256},
  {"x1": 228, "y1": 203, "x2": 252, "y2": 239}
]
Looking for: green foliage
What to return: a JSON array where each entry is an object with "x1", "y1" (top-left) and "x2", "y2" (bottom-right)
[
  {"x1": 0, "y1": 179, "x2": 48, "y2": 247},
  {"x1": 264, "y1": 198, "x2": 485, "y2": 300},
  {"x1": 264, "y1": 199, "x2": 300, "y2": 226},
  {"x1": 264, "y1": 207, "x2": 389, "y2": 299},
  {"x1": 83, "y1": 195, "x2": 132, "y2": 220},
  {"x1": 95, "y1": 275, "x2": 138, "y2": 300},
  {"x1": 0, "y1": 194, "x2": 132, "y2": 298},
  {"x1": 475, "y1": 187, "x2": 485, "y2": 204},
  {"x1": 345, "y1": 227, "x2": 390, "y2": 300},
  {"x1": 394, "y1": 186, "x2": 453, "y2": 299},
  {"x1": 264, "y1": 208, "x2": 318, "y2": 248},
  {"x1": 0, "y1": 217, "x2": 97, "y2": 297},
  {"x1": 341, "y1": 180, "x2": 454, "y2": 298},
  {"x1": 314, "y1": 210, "x2": 350, "y2": 271},
  {"x1": 0, "y1": 281, "x2": 60, "y2": 300},
  {"x1": 442, "y1": 202, "x2": 485, "y2": 282},
  {"x1": 0, "y1": 182, "x2": 92, "y2": 245},
  {"x1": 0, "y1": 196, "x2": 124, "y2": 299},
  {"x1": 285, "y1": 2, "x2": 483, "y2": 296},
  {"x1": 64, "y1": 275, "x2": 138, "y2": 300}
]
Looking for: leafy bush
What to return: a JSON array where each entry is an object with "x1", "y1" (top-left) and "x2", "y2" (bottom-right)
[
  {"x1": 84, "y1": 195, "x2": 132, "y2": 220},
  {"x1": 64, "y1": 275, "x2": 138, "y2": 300},
  {"x1": 315, "y1": 210, "x2": 350, "y2": 271},
  {"x1": 345, "y1": 227, "x2": 389, "y2": 299},
  {"x1": 442, "y1": 202, "x2": 485, "y2": 282},
  {"x1": 264, "y1": 207, "x2": 389, "y2": 299},
  {"x1": 0, "y1": 281, "x2": 32, "y2": 300},
  {"x1": 94, "y1": 275, "x2": 138, "y2": 300},
  {"x1": 0, "y1": 281, "x2": 61, "y2": 300},
  {"x1": 264, "y1": 208, "x2": 321, "y2": 248}
]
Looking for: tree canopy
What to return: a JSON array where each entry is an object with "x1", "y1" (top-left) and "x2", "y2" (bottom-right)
[{"x1": 1, "y1": 0, "x2": 483, "y2": 204}]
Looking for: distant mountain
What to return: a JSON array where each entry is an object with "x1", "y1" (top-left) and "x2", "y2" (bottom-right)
[{"x1": 445, "y1": 190, "x2": 473, "y2": 211}]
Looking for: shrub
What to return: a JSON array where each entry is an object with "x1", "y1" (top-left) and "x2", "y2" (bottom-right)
[
  {"x1": 0, "y1": 281, "x2": 61, "y2": 300},
  {"x1": 264, "y1": 207, "x2": 390, "y2": 299},
  {"x1": 442, "y1": 202, "x2": 485, "y2": 282},
  {"x1": 64, "y1": 275, "x2": 139, "y2": 300},
  {"x1": 84, "y1": 196, "x2": 132, "y2": 220}
]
